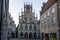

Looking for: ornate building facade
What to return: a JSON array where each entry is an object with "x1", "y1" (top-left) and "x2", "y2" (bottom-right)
[
  {"x1": 40, "y1": 0, "x2": 60, "y2": 40},
  {"x1": 17, "y1": 3, "x2": 40, "y2": 40}
]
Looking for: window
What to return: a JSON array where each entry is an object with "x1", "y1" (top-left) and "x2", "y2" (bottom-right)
[
  {"x1": 20, "y1": 24, "x2": 23, "y2": 30},
  {"x1": 30, "y1": 18, "x2": 32, "y2": 20},
  {"x1": 44, "y1": 14, "x2": 46, "y2": 18},
  {"x1": 41, "y1": 23, "x2": 43, "y2": 29},
  {"x1": 41, "y1": 16, "x2": 43, "y2": 20},
  {"x1": 47, "y1": 12, "x2": 50, "y2": 16},
  {"x1": 32, "y1": 21, "x2": 34, "y2": 24},
  {"x1": 30, "y1": 18, "x2": 32, "y2": 23},
  {"x1": 48, "y1": 19, "x2": 50, "y2": 27},
  {"x1": 10, "y1": 23, "x2": 12, "y2": 25},
  {"x1": 51, "y1": 8, "x2": 55, "y2": 13},
  {"x1": 58, "y1": 3, "x2": 60, "y2": 8},
  {"x1": 34, "y1": 24, "x2": 36, "y2": 30},
  {"x1": 52, "y1": 17, "x2": 56, "y2": 25},
  {"x1": 25, "y1": 18, "x2": 27, "y2": 23},
  {"x1": 44, "y1": 21, "x2": 46, "y2": 29},
  {"x1": 22, "y1": 20, "x2": 24, "y2": 23},
  {"x1": 25, "y1": 24, "x2": 28, "y2": 30},
  {"x1": 25, "y1": 18, "x2": 27, "y2": 20},
  {"x1": 29, "y1": 24, "x2": 32, "y2": 30}
]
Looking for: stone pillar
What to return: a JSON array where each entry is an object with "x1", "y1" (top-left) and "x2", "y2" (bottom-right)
[
  {"x1": 44, "y1": 33, "x2": 45, "y2": 40},
  {"x1": 57, "y1": 31, "x2": 58, "y2": 40},
  {"x1": 23, "y1": 32, "x2": 24, "y2": 39},
  {"x1": 49, "y1": 33, "x2": 50, "y2": 40},
  {"x1": 32, "y1": 33, "x2": 34, "y2": 38},
  {"x1": 57, "y1": 30, "x2": 60, "y2": 40},
  {"x1": 28, "y1": 32, "x2": 29, "y2": 39},
  {"x1": 40, "y1": 33, "x2": 42, "y2": 40}
]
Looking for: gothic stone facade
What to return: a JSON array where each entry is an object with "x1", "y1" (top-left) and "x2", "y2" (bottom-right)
[{"x1": 17, "y1": 3, "x2": 40, "y2": 40}]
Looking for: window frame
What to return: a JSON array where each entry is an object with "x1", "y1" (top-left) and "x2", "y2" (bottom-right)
[
  {"x1": 52, "y1": 17, "x2": 56, "y2": 25},
  {"x1": 51, "y1": 8, "x2": 55, "y2": 13},
  {"x1": 47, "y1": 12, "x2": 50, "y2": 16}
]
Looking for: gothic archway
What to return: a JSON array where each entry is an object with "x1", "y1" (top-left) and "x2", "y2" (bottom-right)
[
  {"x1": 24, "y1": 32, "x2": 28, "y2": 39},
  {"x1": 20, "y1": 32, "x2": 23, "y2": 38},
  {"x1": 38, "y1": 32, "x2": 40, "y2": 39},
  {"x1": 29, "y1": 32, "x2": 32, "y2": 38},
  {"x1": 34, "y1": 32, "x2": 37, "y2": 39},
  {"x1": 11, "y1": 32, "x2": 15, "y2": 38}
]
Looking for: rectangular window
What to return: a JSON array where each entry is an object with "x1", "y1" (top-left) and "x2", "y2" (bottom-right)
[
  {"x1": 52, "y1": 17, "x2": 56, "y2": 25},
  {"x1": 25, "y1": 24, "x2": 28, "y2": 30},
  {"x1": 34, "y1": 24, "x2": 36, "y2": 30},
  {"x1": 44, "y1": 14, "x2": 46, "y2": 18},
  {"x1": 47, "y1": 12, "x2": 50, "y2": 16},
  {"x1": 20, "y1": 24, "x2": 23, "y2": 30},
  {"x1": 48, "y1": 19, "x2": 50, "y2": 27},
  {"x1": 41, "y1": 16, "x2": 43, "y2": 20},
  {"x1": 51, "y1": 8, "x2": 55, "y2": 13},
  {"x1": 41, "y1": 23, "x2": 43, "y2": 29},
  {"x1": 29, "y1": 24, "x2": 32, "y2": 30},
  {"x1": 58, "y1": 3, "x2": 60, "y2": 8},
  {"x1": 44, "y1": 21, "x2": 46, "y2": 29}
]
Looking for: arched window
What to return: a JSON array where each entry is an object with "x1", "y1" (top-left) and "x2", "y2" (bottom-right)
[
  {"x1": 34, "y1": 32, "x2": 37, "y2": 39},
  {"x1": 20, "y1": 32, "x2": 23, "y2": 38},
  {"x1": 24, "y1": 32, "x2": 28, "y2": 39},
  {"x1": 29, "y1": 32, "x2": 32, "y2": 38}
]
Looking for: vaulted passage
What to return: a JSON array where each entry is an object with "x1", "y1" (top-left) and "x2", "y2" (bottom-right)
[
  {"x1": 34, "y1": 32, "x2": 37, "y2": 39},
  {"x1": 24, "y1": 32, "x2": 28, "y2": 39},
  {"x1": 20, "y1": 32, "x2": 23, "y2": 38},
  {"x1": 19, "y1": 32, "x2": 40, "y2": 39},
  {"x1": 29, "y1": 32, "x2": 32, "y2": 38},
  {"x1": 11, "y1": 32, "x2": 15, "y2": 38}
]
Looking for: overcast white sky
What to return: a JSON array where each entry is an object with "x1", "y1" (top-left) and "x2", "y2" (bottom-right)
[{"x1": 9, "y1": 0, "x2": 47, "y2": 27}]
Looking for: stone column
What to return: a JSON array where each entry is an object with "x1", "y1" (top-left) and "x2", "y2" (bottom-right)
[
  {"x1": 23, "y1": 32, "x2": 24, "y2": 39},
  {"x1": 49, "y1": 33, "x2": 50, "y2": 40},
  {"x1": 28, "y1": 32, "x2": 29, "y2": 39},
  {"x1": 40, "y1": 33, "x2": 42, "y2": 40},
  {"x1": 57, "y1": 30, "x2": 60, "y2": 40},
  {"x1": 57, "y1": 31, "x2": 58, "y2": 40},
  {"x1": 44, "y1": 33, "x2": 45, "y2": 40}
]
